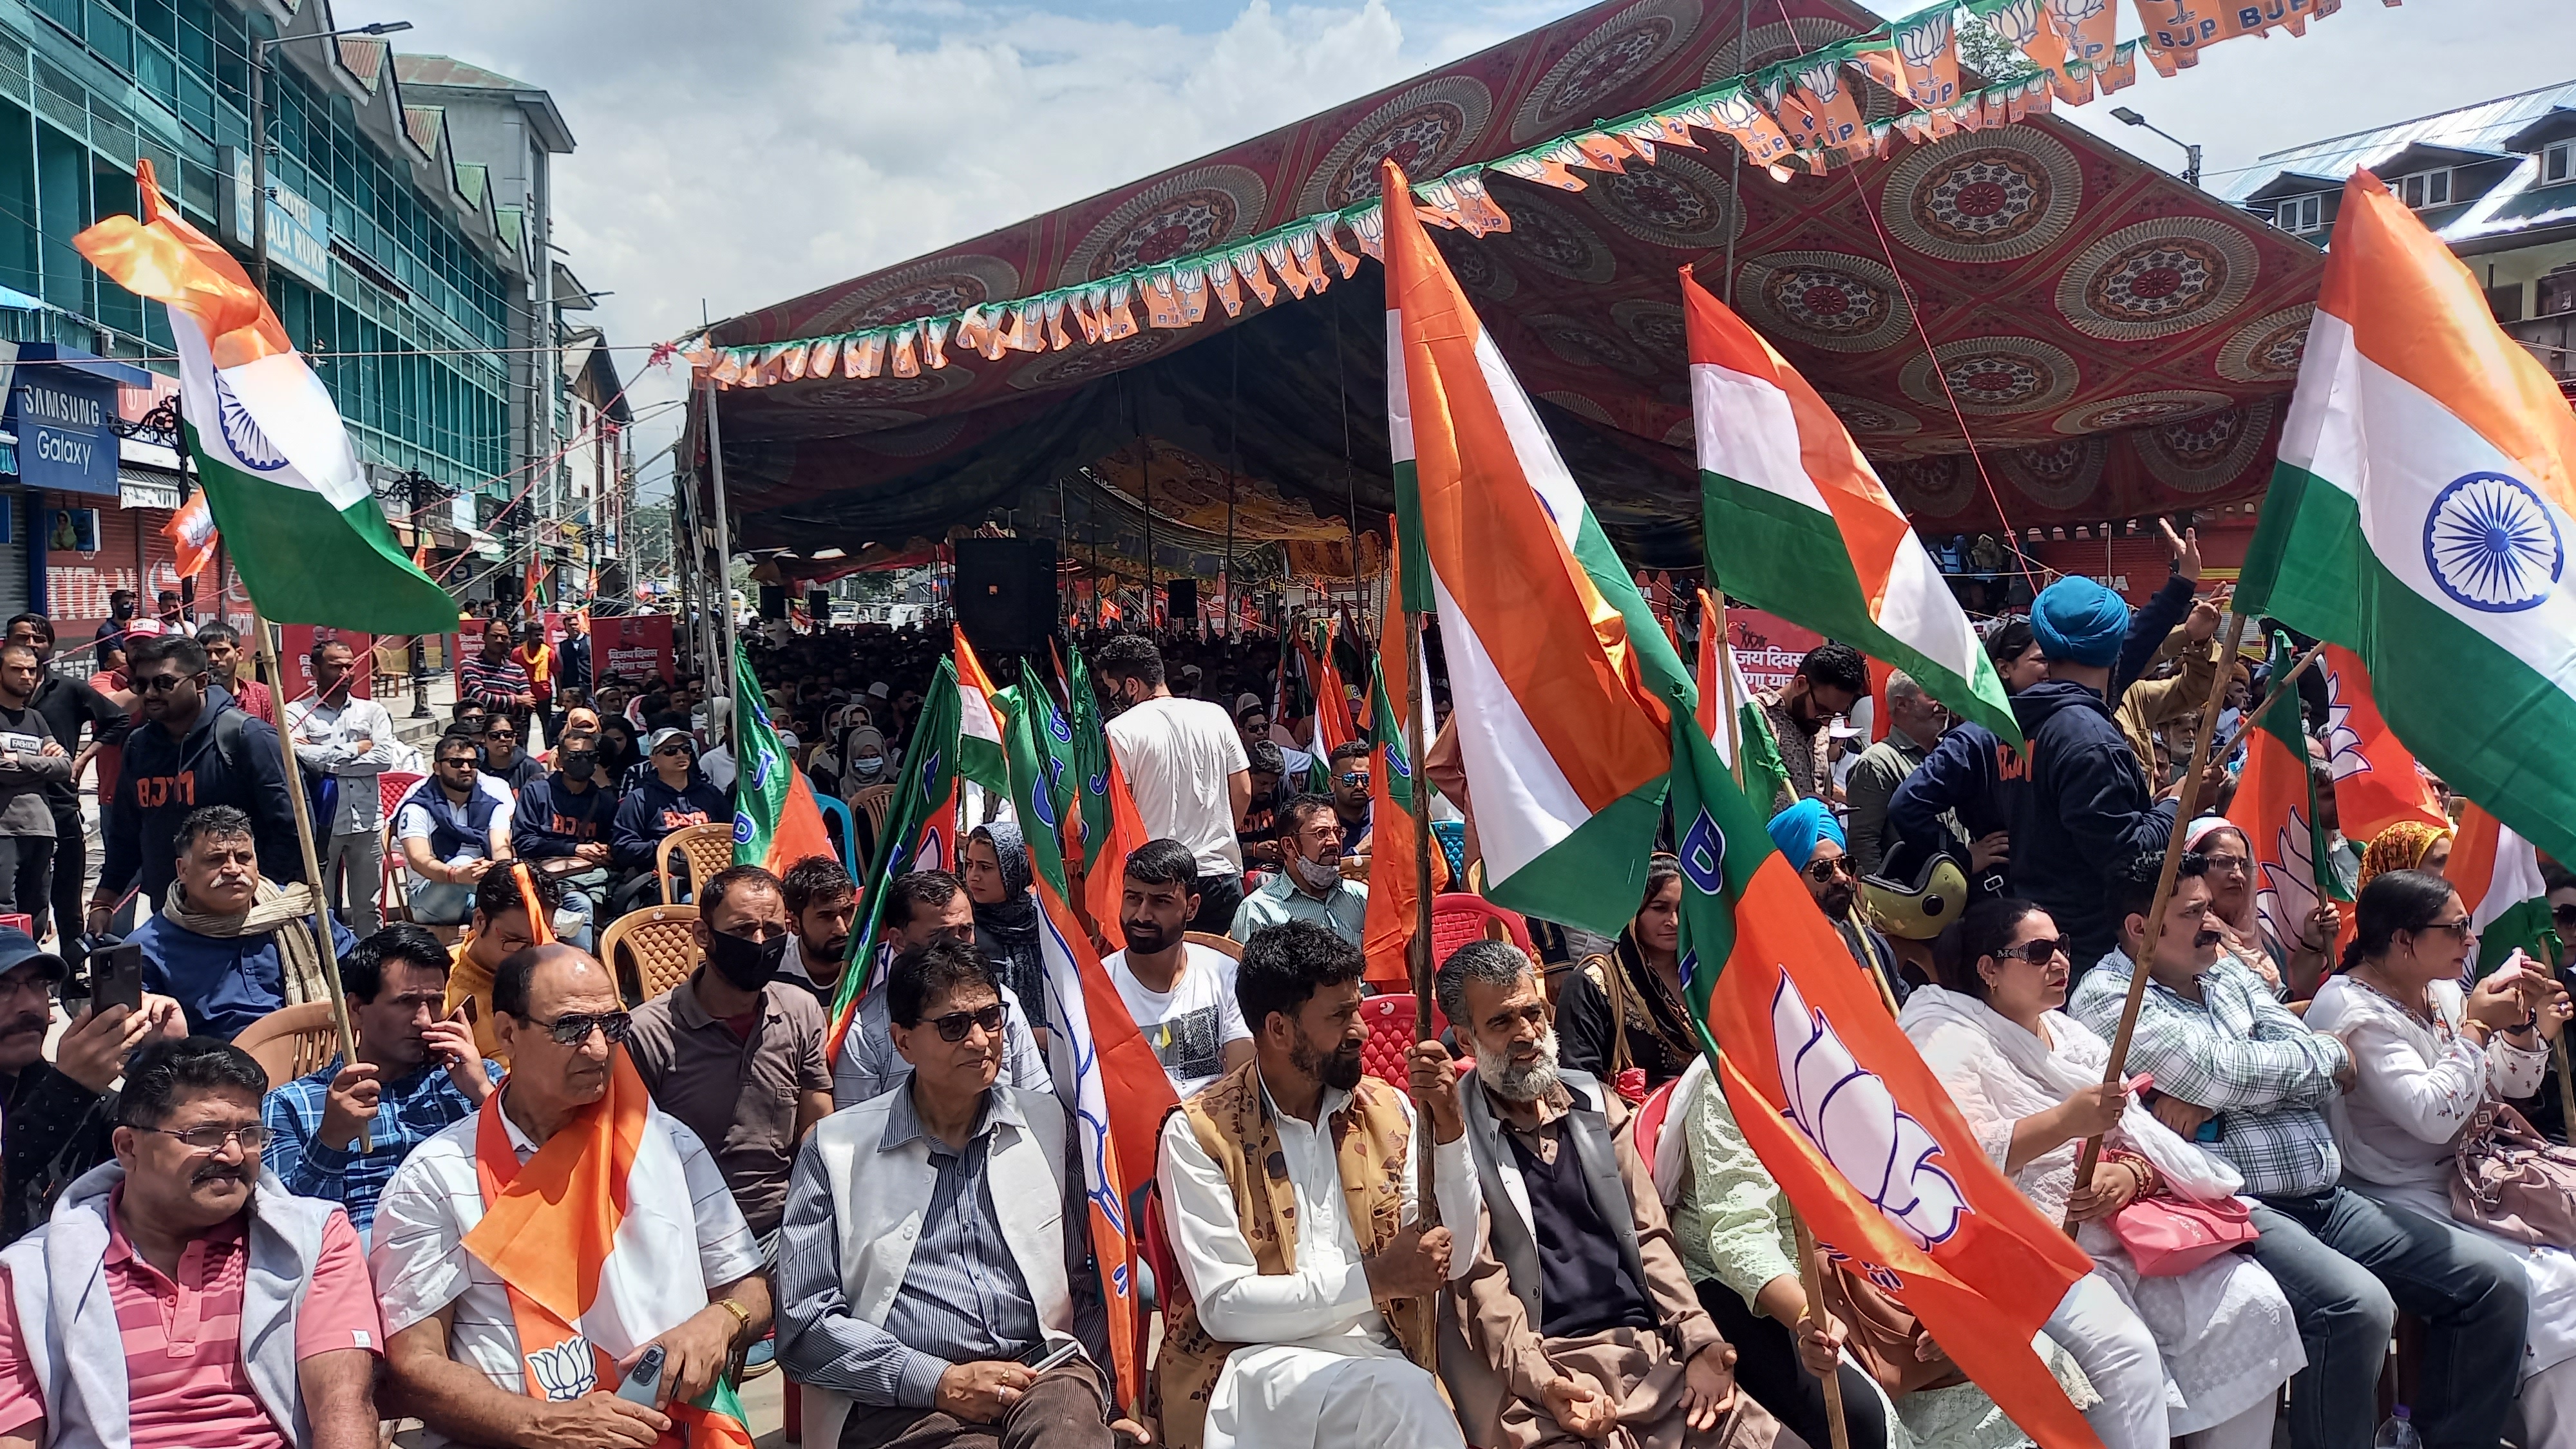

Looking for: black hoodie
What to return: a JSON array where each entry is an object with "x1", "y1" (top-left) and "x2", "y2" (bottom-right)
[{"x1": 2004, "y1": 678, "x2": 2177, "y2": 971}]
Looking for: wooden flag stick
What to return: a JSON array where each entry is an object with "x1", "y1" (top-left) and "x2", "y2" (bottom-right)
[
  {"x1": 255, "y1": 615, "x2": 367, "y2": 1153},
  {"x1": 1403, "y1": 596, "x2": 1439, "y2": 1230},
  {"x1": 2204, "y1": 637, "x2": 2329, "y2": 769},
  {"x1": 2067, "y1": 611, "x2": 2249, "y2": 1228},
  {"x1": 1790, "y1": 1215, "x2": 1855, "y2": 1449}
]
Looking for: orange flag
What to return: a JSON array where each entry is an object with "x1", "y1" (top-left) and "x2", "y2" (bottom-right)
[
  {"x1": 2228, "y1": 649, "x2": 2350, "y2": 972},
  {"x1": 165, "y1": 491, "x2": 217, "y2": 579},
  {"x1": 2315, "y1": 645, "x2": 2450, "y2": 843}
]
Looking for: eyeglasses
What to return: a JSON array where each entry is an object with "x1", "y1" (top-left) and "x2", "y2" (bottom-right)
[
  {"x1": 485, "y1": 730, "x2": 516, "y2": 742},
  {"x1": 133, "y1": 672, "x2": 200, "y2": 694},
  {"x1": 1991, "y1": 936, "x2": 2074, "y2": 965},
  {"x1": 1804, "y1": 856, "x2": 1855, "y2": 882},
  {"x1": 136, "y1": 1122, "x2": 268, "y2": 1153},
  {"x1": 520, "y1": 1010, "x2": 634, "y2": 1046},
  {"x1": 2557, "y1": 904, "x2": 2576, "y2": 928},
  {"x1": 2418, "y1": 918, "x2": 2477, "y2": 940},
  {"x1": 1336, "y1": 772, "x2": 1370, "y2": 786},
  {"x1": 923, "y1": 1002, "x2": 1008, "y2": 1042},
  {"x1": 437, "y1": 755, "x2": 478, "y2": 769},
  {"x1": 2200, "y1": 853, "x2": 2249, "y2": 875}
]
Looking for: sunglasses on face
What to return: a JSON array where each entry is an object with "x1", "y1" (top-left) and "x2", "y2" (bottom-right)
[
  {"x1": 1991, "y1": 936, "x2": 2074, "y2": 965},
  {"x1": 134, "y1": 672, "x2": 200, "y2": 694},
  {"x1": 923, "y1": 1002, "x2": 1007, "y2": 1042},
  {"x1": 2555, "y1": 905, "x2": 2576, "y2": 929},
  {"x1": 654, "y1": 744, "x2": 690, "y2": 757},
  {"x1": 521, "y1": 1010, "x2": 634, "y2": 1046},
  {"x1": 485, "y1": 730, "x2": 516, "y2": 742},
  {"x1": 438, "y1": 755, "x2": 477, "y2": 769},
  {"x1": 1804, "y1": 856, "x2": 1855, "y2": 882},
  {"x1": 1336, "y1": 772, "x2": 1370, "y2": 786}
]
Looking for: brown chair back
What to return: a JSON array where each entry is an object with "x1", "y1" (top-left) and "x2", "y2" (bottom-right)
[
  {"x1": 600, "y1": 903, "x2": 702, "y2": 1003},
  {"x1": 1182, "y1": 931, "x2": 1244, "y2": 961},
  {"x1": 234, "y1": 1001, "x2": 341, "y2": 1090},
  {"x1": 852, "y1": 784, "x2": 895, "y2": 837},
  {"x1": 655, "y1": 821, "x2": 734, "y2": 905}
]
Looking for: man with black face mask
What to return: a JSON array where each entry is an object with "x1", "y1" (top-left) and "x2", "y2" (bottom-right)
[{"x1": 627, "y1": 864, "x2": 833, "y2": 1260}]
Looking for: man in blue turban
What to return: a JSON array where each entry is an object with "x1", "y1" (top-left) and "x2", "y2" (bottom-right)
[{"x1": 1766, "y1": 799, "x2": 1906, "y2": 1003}]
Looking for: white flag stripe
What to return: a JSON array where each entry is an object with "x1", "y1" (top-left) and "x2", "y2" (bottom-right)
[
  {"x1": 1689, "y1": 363, "x2": 1833, "y2": 515},
  {"x1": 1428, "y1": 567, "x2": 1590, "y2": 886},
  {"x1": 1385, "y1": 312, "x2": 1416, "y2": 465},
  {"x1": 1877, "y1": 540, "x2": 1991, "y2": 683},
  {"x1": 1473, "y1": 327, "x2": 1586, "y2": 551}
]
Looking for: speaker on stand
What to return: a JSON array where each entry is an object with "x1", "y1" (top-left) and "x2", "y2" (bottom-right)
[{"x1": 953, "y1": 537, "x2": 1060, "y2": 659}]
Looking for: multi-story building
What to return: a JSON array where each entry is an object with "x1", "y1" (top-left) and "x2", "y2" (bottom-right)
[
  {"x1": 2228, "y1": 79, "x2": 2576, "y2": 389},
  {"x1": 0, "y1": 0, "x2": 602, "y2": 631}
]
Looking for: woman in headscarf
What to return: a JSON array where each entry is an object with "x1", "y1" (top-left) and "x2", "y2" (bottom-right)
[
  {"x1": 2183, "y1": 816, "x2": 2329, "y2": 999},
  {"x1": 838, "y1": 726, "x2": 892, "y2": 800},
  {"x1": 2360, "y1": 819, "x2": 2453, "y2": 892},
  {"x1": 963, "y1": 821, "x2": 1048, "y2": 1039},
  {"x1": 1555, "y1": 855, "x2": 1701, "y2": 1097},
  {"x1": 594, "y1": 716, "x2": 642, "y2": 794},
  {"x1": 1902, "y1": 898, "x2": 2304, "y2": 1449}
]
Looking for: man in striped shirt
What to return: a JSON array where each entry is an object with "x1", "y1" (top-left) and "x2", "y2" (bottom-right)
[{"x1": 458, "y1": 628, "x2": 535, "y2": 734}]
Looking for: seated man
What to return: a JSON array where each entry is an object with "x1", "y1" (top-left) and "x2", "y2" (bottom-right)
[
  {"x1": 779, "y1": 940, "x2": 1146, "y2": 1449},
  {"x1": 263, "y1": 924, "x2": 497, "y2": 1245},
  {"x1": 476, "y1": 715, "x2": 545, "y2": 793},
  {"x1": 1768, "y1": 799, "x2": 1905, "y2": 1004},
  {"x1": 835, "y1": 871, "x2": 1050, "y2": 1110},
  {"x1": 1157, "y1": 918, "x2": 1479, "y2": 1449},
  {"x1": 372, "y1": 943, "x2": 772, "y2": 1448},
  {"x1": 511, "y1": 726, "x2": 617, "y2": 930},
  {"x1": 441, "y1": 864, "x2": 567, "y2": 1063},
  {"x1": 0, "y1": 1037, "x2": 383, "y2": 1447},
  {"x1": 2070, "y1": 851, "x2": 2527, "y2": 1449},
  {"x1": 628, "y1": 864, "x2": 832, "y2": 1249},
  {"x1": 777, "y1": 854, "x2": 858, "y2": 1002},
  {"x1": 129, "y1": 805, "x2": 356, "y2": 1040},
  {"x1": 1104, "y1": 838, "x2": 1251, "y2": 1098},
  {"x1": 611, "y1": 728, "x2": 728, "y2": 907},
  {"x1": 0, "y1": 927, "x2": 184, "y2": 1246},
  {"x1": 1326, "y1": 741, "x2": 1372, "y2": 857},
  {"x1": 395, "y1": 731, "x2": 518, "y2": 928},
  {"x1": 1229, "y1": 795, "x2": 1367, "y2": 947},
  {"x1": 1432, "y1": 940, "x2": 1774, "y2": 1449}
]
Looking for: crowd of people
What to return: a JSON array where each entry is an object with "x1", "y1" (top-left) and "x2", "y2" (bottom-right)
[{"x1": 1, "y1": 554, "x2": 2573, "y2": 1449}]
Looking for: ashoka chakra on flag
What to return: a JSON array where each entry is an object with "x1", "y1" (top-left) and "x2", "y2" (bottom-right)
[{"x1": 2422, "y1": 471, "x2": 2562, "y2": 614}]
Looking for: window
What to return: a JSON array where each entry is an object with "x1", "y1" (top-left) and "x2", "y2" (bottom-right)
[
  {"x1": 2397, "y1": 169, "x2": 2452, "y2": 209},
  {"x1": 2544, "y1": 141, "x2": 2573, "y2": 186},
  {"x1": 2275, "y1": 193, "x2": 2323, "y2": 234}
]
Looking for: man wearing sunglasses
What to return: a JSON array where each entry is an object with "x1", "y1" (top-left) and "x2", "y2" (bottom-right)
[
  {"x1": 374, "y1": 945, "x2": 770, "y2": 1447},
  {"x1": 1769, "y1": 799, "x2": 1907, "y2": 1005},
  {"x1": 90, "y1": 633, "x2": 300, "y2": 938},
  {"x1": 780, "y1": 939, "x2": 1147, "y2": 1449},
  {"x1": 0, "y1": 1037, "x2": 385, "y2": 1448},
  {"x1": 393, "y1": 732, "x2": 520, "y2": 931},
  {"x1": 611, "y1": 728, "x2": 728, "y2": 891},
  {"x1": 833, "y1": 871, "x2": 1051, "y2": 1110},
  {"x1": 1327, "y1": 740, "x2": 1373, "y2": 858}
]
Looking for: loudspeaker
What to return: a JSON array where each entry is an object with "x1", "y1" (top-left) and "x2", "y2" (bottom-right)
[
  {"x1": 805, "y1": 589, "x2": 831, "y2": 618},
  {"x1": 757, "y1": 585, "x2": 787, "y2": 620},
  {"x1": 1164, "y1": 576, "x2": 1197, "y2": 621},
  {"x1": 954, "y1": 537, "x2": 1059, "y2": 658}
]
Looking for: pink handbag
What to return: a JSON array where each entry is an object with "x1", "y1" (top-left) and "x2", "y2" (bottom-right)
[{"x1": 2111, "y1": 1192, "x2": 2259, "y2": 1276}]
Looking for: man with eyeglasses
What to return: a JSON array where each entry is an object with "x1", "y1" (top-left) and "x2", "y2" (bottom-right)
[
  {"x1": 2071, "y1": 850, "x2": 2525, "y2": 1449},
  {"x1": 627, "y1": 866, "x2": 832, "y2": 1256},
  {"x1": 261, "y1": 925, "x2": 495, "y2": 1245},
  {"x1": 393, "y1": 732, "x2": 519, "y2": 929},
  {"x1": 1768, "y1": 799, "x2": 1907, "y2": 1005},
  {"x1": 611, "y1": 728, "x2": 728, "y2": 898},
  {"x1": 1230, "y1": 796, "x2": 1368, "y2": 949},
  {"x1": 89, "y1": 633, "x2": 300, "y2": 937},
  {"x1": 1326, "y1": 739, "x2": 1373, "y2": 858},
  {"x1": 833, "y1": 871, "x2": 1050, "y2": 1110},
  {"x1": 286, "y1": 637, "x2": 401, "y2": 939},
  {"x1": 0, "y1": 1037, "x2": 386, "y2": 1448},
  {"x1": 779, "y1": 938, "x2": 1146, "y2": 1449},
  {"x1": 373, "y1": 943, "x2": 770, "y2": 1448},
  {"x1": 0, "y1": 926, "x2": 184, "y2": 1246}
]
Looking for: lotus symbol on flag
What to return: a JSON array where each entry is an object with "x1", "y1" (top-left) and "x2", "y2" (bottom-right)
[
  {"x1": 1897, "y1": 11, "x2": 1953, "y2": 67},
  {"x1": 1772, "y1": 973, "x2": 1967, "y2": 1249},
  {"x1": 211, "y1": 374, "x2": 289, "y2": 472},
  {"x1": 2322, "y1": 671, "x2": 2371, "y2": 785},
  {"x1": 2258, "y1": 808, "x2": 2324, "y2": 960},
  {"x1": 525, "y1": 1338, "x2": 596, "y2": 1401},
  {"x1": 2423, "y1": 471, "x2": 2562, "y2": 614}
]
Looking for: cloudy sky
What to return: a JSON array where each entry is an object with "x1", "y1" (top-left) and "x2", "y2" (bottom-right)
[{"x1": 325, "y1": 0, "x2": 2576, "y2": 496}]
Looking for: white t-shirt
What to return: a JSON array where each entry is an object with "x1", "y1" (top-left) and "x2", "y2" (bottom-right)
[
  {"x1": 393, "y1": 774, "x2": 516, "y2": 867},
  {"x1": 1105, "y1": 695, "x2": 1250, "y2": 875},
  {"x1": 1106, "y1": 942, "x2": 1251, "y2": 1099}
]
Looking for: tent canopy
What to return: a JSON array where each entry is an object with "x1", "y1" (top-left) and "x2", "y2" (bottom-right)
[{"x1": 696, "y1": 0, "x2": 2323, "y2": 575}]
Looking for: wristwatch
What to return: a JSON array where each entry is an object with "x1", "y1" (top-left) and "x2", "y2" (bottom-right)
[{"x1": 712, "y1": 1295, "x2": 754, "y2": 1346}]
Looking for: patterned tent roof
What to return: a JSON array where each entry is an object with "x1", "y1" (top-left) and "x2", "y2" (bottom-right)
[{"x1": 698, "y1": 0, "x2": 2324, "y2": 574}]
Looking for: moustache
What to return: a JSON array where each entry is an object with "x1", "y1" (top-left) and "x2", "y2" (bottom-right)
[
  {"x1": 2195, "y1": 929, "x2": 2222, "y2": 948},
  {"x1": 192, "y1": 1162, "x2": 254, "y2": 1189},
  {"x1": 0, "y1": 1012, "x2": 44, "y2": 1039}
]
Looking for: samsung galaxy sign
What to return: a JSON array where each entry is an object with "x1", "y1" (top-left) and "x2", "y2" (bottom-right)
[{"x1": 9, "y1": 372, "x2": 117, "y2": 496}]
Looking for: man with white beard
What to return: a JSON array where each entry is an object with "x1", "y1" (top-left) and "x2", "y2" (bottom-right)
[{"x1": 1428, "y1": 940, "x2": 1794, "y2": 1449}]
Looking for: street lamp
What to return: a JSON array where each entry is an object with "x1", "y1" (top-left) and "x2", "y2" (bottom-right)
[
  {"x1": 2109, "y1": 106, "x2": 2202, "y2": 190},
  {"x1": 249, "y1": 21, "x2": 413, "y2": 294}
]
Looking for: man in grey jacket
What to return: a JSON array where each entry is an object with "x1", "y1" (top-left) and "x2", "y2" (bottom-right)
[
  {"x1": 0, "y1": 643, "x2": 71, "y2": 936},
  {"x1": 0, "y1": 1037, "x2": 383, "y2": 1448}
]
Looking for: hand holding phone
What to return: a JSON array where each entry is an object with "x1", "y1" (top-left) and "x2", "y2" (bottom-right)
[
  {"x1": 615, "y1": 1344, "x2": 666, "y2": 1406},
  {"x1": 90, "y1": 942, "x2": 145, "y2": 1016},
  {"x1": 1019, "y1": 1338, "x2": 1081, "y2": 1376}
]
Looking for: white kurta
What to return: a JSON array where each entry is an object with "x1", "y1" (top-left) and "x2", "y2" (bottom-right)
[{"x1": 1158, "y1": 1081, "x2": 1482, "y2": 1449}]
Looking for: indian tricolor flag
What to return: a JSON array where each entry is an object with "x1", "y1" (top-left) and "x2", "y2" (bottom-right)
[
  {"x1": 73, "y1": 161, "x2": 453, "y2": 634},
  {"x1": 1682, "y1": 269, "x2": 2018, "y2": 744},
  {"x1": 2240, "y1": 168, "x2": 2576, "y2": 871},
  {"x1": 728, "y1": 646, "x2": 835, "y2": 874},
  {"x1": 1382, "y1": 158, "x2": 1695, "y2": 938},
  {"x1": 828, "y1": 655, "x2": 967, "y2": 1058},
  {"x1": 953, "y1": 625, "x2": 1010, "y2": 795},
  {"x1": 2452, "y1": 802, "x2": 2553, "y2": 978},
  {"x1": 1695, "y1": 587, "x2": 1792, "y2": 810}
]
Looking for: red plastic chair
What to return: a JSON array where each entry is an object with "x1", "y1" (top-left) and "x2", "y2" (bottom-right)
[
  {"x1": 1356, "y1": 992, "x2": 1451, "y2": 1087},
  {"x1": 1430, "y1": 893, "x2": 1535, "y2": 967},
  {"x1": 375, "y1": 772, "x2": 426, "y2": 923},
  {"x1": 377, "y1": 770, "x2": 424, "y2": 820},
  {"x1": 1631, "y1": 1073, "x2": 1684, "y2": 1171},
  {"x1": 1133, "y1": 1178, "x2": 1180, "y2": 1378}
]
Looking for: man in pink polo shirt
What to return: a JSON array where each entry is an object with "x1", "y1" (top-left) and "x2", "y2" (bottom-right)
[{"x1": 0, "y1": 1037, "x2": 383, "y2": 1448}]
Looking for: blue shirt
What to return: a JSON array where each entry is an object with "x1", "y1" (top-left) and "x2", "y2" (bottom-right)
[
  {"x1": 129, "y1": 909, "x2": 359, "y2": 1040},
  {"x1": 263, "y1": 1054, "x2": 496, "y2": 1244}
]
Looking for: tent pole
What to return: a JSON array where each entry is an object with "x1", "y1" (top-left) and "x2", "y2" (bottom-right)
[{"x1": 1722, "y1": 0, "x2": 1750, "y2": 305}]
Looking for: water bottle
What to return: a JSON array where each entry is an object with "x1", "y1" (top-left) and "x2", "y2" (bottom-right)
[{"x1": 2374, "y1": 1405, "x2": 2423, "y2": 1449}]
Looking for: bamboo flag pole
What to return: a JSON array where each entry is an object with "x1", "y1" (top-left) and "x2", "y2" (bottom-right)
[
  {"x1": 2067, "y1": 611, "x2": 2251, "y2": 1227},
  {"x1": 1711, "y1": 584, "x2": 1850, "y2": 1449},
  {"x1": 255, "y1": 615, "x2": 368, "y2": 1153}
]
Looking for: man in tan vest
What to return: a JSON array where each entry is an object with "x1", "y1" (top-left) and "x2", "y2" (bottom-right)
[{"x1": 1155, "y1": 919, "x2": 1484, "y2": 1449}]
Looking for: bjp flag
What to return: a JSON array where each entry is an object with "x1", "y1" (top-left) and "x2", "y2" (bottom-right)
[
  {"x1": 2228, "y1": 638, "x2": 2349, "y2": 969},
  {"x1": 2315, "y1": 645, "x2": 2448, "y2": 843}
]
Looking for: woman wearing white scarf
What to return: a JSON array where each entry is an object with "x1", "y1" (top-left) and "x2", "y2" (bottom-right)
[{"x1": 1899, "y1": 898, "x2": 2304, "y2": 1449}]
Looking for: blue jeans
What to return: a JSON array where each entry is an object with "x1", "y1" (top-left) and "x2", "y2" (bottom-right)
[{"x1": 2249, "y1": 1187, "x2": 2527, "y2": 1449}]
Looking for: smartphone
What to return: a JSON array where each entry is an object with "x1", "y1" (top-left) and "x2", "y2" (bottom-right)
[
  {"x1": 614, "y1": 1344, "x2": 665, "y2": 1406},
  {"x1": 454, "y1": 996, "x2": 479, "y2": 1026},
  {"x1": 1019, "y1": 1338, "x2": 1081, "y2": 1375},
  {"x1": 90, "y1": 942, "x2": 145, "y2": 1016}
]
